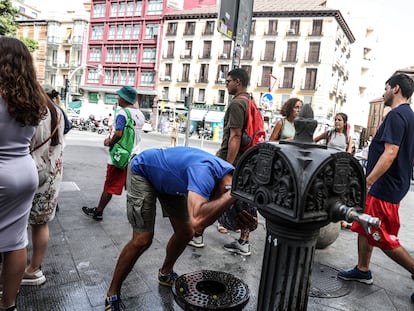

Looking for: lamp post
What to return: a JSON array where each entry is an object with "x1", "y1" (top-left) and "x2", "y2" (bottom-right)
[{"x1": 65, "y1": 64, "x2": 102, "y2": 108}]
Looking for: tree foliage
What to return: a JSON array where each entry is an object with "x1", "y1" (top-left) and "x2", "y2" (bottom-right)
[
  {"x1": 0, "y1": 0, "x2": 19, "y2": 36},
  {"x1": 19, "y1": 37, "x2": 39, "y2": 52}
]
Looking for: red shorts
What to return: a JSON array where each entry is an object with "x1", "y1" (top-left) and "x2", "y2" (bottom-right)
[
  {"x1": 351, "y1": 194, "x2": 400, "y2": 250},
  {"x1": 103, "y1": 164, "x2": 127, "y2": 195}
]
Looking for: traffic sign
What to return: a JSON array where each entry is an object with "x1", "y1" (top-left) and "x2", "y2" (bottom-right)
[{"x1": 260, "y1": 93, "x2": 274, "y2": 110}]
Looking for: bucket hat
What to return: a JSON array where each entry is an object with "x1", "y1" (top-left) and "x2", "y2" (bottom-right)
[{"x1": 116, "y1": 86, "x2": 138, "y2": 104}]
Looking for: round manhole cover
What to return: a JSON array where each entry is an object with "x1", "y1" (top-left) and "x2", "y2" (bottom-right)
[
  {"x1": 172, "y1": 270, "x2": 249, "y2": 310},
  {"x1": 309, "y1": 263, "x2": 353, "y2": 298}
]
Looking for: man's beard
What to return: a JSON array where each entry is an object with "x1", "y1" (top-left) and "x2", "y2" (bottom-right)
[{"x1": 383, "y1": 93, "x2": 393, "y2": 107}]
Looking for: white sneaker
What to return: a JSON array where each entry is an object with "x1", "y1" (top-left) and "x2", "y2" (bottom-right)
[
  {"x1": 188, "y1": 235, "x2": 204, "y2": 248},
  {"x1": 21, "y1": 269, "x2": 46, "y2": 286},
  {"x1": 224, "y1": 240, "x2": 251, "y2": 256}
]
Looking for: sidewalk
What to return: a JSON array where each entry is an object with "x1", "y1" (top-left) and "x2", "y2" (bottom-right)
[{"x1": 13, "y1": 140, "x2": 414, "y2": 311}]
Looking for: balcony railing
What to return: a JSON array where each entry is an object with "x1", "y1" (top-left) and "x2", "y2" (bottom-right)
[
  {"x1": 196, "y1": 78, "x2": 209, "y2": 84},
  {"x1": 177, "y1": 77, "x2": 190, "y2": 83},
  {"x1": 282, "y1": 57, "x2": 298, "y2": 63}
]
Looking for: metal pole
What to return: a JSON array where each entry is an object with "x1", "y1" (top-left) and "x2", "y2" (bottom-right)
[
  {"x1": 200, "y1": 117, "x2": 205, "y2": 149},
  {"x1": 65, "y1": 64, "x2": 102, "y2": 109},
  {"x1": 231, "y1": 41, "x2": 242, "y2": 70},
  {"x1": 65, "y1": 78, "x2": 70, "y2": 109},
  {"x1": 184, "y1": 87, "x2": 194, "y2": 146}
]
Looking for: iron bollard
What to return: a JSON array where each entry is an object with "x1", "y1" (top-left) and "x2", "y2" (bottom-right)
[{"x1": 231, "y1": 105, "x2": 378, "y2": 310}]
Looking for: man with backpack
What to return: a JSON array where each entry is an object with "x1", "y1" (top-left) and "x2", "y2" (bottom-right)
[
  {"x1": 82, "y1": 86, "x2": 145, "y2": 221},
  {"x1": 188, "y1": 68, "x2": 259, "y2": 255}
]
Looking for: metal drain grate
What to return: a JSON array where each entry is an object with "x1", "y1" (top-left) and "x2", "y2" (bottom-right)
[
  {"x1": 309, "y1": 263, "x2": 353, "y2": 298},
  {"x1": 172, "y1": 270, "x2": 249, "y2": 310}
]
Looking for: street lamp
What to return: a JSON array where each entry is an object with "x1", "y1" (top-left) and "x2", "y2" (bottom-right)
[{"x1": 65, "y1": 64, "x2": 103, "y2": 108}]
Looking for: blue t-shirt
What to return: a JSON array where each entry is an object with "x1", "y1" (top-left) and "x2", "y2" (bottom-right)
[
  {"x1": 367, "y1": 104, "x2": 414, "y2": 203},
  {"x1": 131, "y1": 147, "x2": 234, "y2": 200}
]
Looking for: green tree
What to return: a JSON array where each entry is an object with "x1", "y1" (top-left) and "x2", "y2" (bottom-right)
[
  {"x1": 20, "y1": 37, "x2": 39, "y2": 52},
  {"x1": 0, "y1": 0, "x2": 19, "y2": 36}
]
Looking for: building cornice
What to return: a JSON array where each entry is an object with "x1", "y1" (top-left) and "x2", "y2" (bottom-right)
[{"x1": 165, "y1": 6, "x2": 355, "y2": 43}]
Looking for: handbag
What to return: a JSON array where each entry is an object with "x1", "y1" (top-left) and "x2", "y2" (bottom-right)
[
  {"x1": 109, "y1": 108, "x2": 135, "y2": 169},
  {"x1": 218, "y1": 199, "x2": 257, "y2": 231}
]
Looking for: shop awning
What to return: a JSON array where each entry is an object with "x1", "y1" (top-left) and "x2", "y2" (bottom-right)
[
  {"x1": 204, "y1": 111, "x2": 225, "y2": 123},
  {"x1": 189, "y1": 109, "x2": 208, "y2": 121},
  {"x1": 68, "y1": 101, "x2": 82, "y2": 109}
]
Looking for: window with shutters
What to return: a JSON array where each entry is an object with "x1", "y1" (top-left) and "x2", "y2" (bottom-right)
[
  {"x1": 307, "y1": 42, "x2": 320, "y2": 63},
  {"x1": 285, "y1": 41, "x2": 297, "y2": 62},
  {"x1": 282, "y1": 67, "x2": 295, "y2": 88},
  {"x1": 311, "y1": 20, "x2": 323, "y2": 36},
  {"x1": 263, "y1": 41, "x2": 275, "y2": 61},
  {"x1": 304, "y1": 69, "x2": 317, "y2": 90}
]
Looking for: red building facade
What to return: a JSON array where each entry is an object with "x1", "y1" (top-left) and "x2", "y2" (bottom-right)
[{"x1": 83, "y1": 0, "x2": 164, "y2": 117}]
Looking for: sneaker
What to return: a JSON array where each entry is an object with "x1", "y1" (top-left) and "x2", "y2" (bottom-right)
[
  {"x1": 82, "y1": 206, "x2": 103, "y2": 221},
  {"x1": 158, "y1": 269, "x2": 179, "y2": 287},
  {"x1": 337, "y1": 266, "x2": 373, "y2": 285},
  {"x1": 224, "y1": 240, "x2": 251, "y2": 256},
  {"x1": 188, "y1": 235, "x2": 204, "y2": 248},
  {"x1": 105, "y1": 294, "x2": 125, "y2": 311},
  {"x1": 21, "y1": 268, "x2": 46, "y2": 286}
]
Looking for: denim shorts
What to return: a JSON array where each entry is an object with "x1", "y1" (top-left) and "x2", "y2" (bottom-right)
[{"x1": 126, "y1": 167, "x2": 188, "y2": 232}]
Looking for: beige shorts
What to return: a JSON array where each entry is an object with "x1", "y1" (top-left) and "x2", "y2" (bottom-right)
[{"x1": 126, "y1": 167, "x2": 189, "y2": 232}]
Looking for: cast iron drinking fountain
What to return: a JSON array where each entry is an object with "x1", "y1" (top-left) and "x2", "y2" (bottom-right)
[
  {"x1": 230, "y1": 104, "x2": 380, "y2": 310},
  {"x1": 172, "y1": 104, "x2": 380, "y2": 310}
]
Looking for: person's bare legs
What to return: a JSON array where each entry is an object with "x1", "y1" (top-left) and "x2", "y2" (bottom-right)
[
  {"x1": 159, "y1": 217, "x2": 193, "y2": 275},
  {"x1": 106, "y1": 231, "x2": 153, "y2": 296},
  {"x1": 356, "y1": 234, "x2": 374, "y2": 272},
  {"x1": 96, "y1": 191, "x2": 112, "y2": 213},
  {"x1": 357, "y1": 234, "x2": 414, "y2": 275},
  {"x1": 240, "y1": 229, "x2": 249, "y2": 242},
  {"x1": 383, "y1": 246, "x2": 414, "y2": 275},
  {"x1": 26, "y1": 223, "x2": 49, "y2": 273},
  {"x1": 0, "y1": 248, "x2": 26, "y2": 308}
]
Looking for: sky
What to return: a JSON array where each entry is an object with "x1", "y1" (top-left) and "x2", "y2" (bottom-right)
[
  {"x1": 28, "y1": 0, "x2": 86, "y2": 15},
  {"x1": 328, "y1": 0, "x2": 413, "y2": 90}
]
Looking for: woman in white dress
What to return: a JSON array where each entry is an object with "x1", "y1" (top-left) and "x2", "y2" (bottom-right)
[{"x1": 21, "y1": 94, "x2": 65, "y2": 286}]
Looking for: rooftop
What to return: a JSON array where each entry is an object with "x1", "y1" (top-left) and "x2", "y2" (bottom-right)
[{"x1": 165, "y1": 0, "x2": 354, "y2": 42}]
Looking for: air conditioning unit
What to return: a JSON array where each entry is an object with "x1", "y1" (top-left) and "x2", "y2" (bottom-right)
[
  {"x1": 183, "y1": 49, "x2": 191, "y2": 56},
  {"x1": 220, "y1": 53, "x2": 227, "y2": 58},
  {"x1": 287, "y1": 28, "x2": 296, "y2": 35},
  {"x1": 164, "y1": 75, "x2": 171, "y2": 80},
  {"x1": 219, "y1": 78, "x2": 226, "y2": 83}
]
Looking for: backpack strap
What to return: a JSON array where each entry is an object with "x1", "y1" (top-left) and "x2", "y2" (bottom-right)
[{"x1": 123, "y1": 107, "x2": 132, "y2": 122}]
